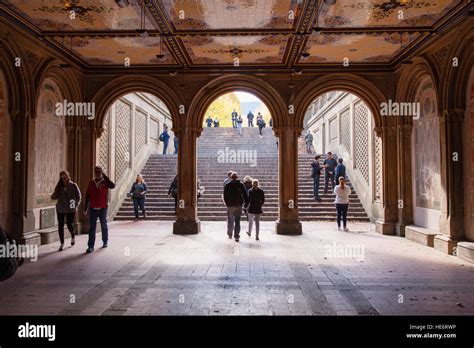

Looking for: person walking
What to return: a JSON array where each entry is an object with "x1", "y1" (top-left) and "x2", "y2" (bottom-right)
[
  {"x1": 83, "y1": 166, "x2": 115, "y2": 253},
  {"x1": 206, "y1": 116, "x2": 213, "y2": 127},
  {"x1": 323, "y1": 152, "x2": 337, "y2": 194},
  {"x1": 247, "y1": 111, "x2": 254, "y2": 127},
  {"x1": 305, "y1": 130, "x2": 314, "y2": 154},
  {"x1": 334, "y1": 177, "x2": 351, "y2": 232},
  {"x1": 246, "y1": 179, "x2": 265, "y2": 241},
  {"x1": 130, "y1": 174, "x2": 147, "y2": 221},
  {"x1": 174, "y1": 136, "x2": 178, "y2": 154},
  {"x1": 159, "y1": 126, "x2": 170, "y2": 154},
  {"x1": 51, "y1": 171, "x2": 81, "y2": 251},
  {"x1": 256, "y1": 113, "x2": 265, "y2": 137},
  {"x1": 168, "y1": 175, "x2": 178, "y2": 214},
  {"x1": 311, "y1": 155, "x2": 322, "y2": 201},
  {"x1": 236, "y1": 114, "x2": 243, "y2": 136},
  {"x1": 231, "y1": 109, "x2": 238, "y2": 128},
  {"x1": 335, "y1": 158, "x2": 346, "y2": 184},
  {"x1": 243, "y1": 176, "x2": 253, "y2": 220},
  {"x1": 223, "y1": 172, "x2": 249, "y2": 242},
  {"x1": 213, "y1": 117, "x2": 220, "y2": 127}
]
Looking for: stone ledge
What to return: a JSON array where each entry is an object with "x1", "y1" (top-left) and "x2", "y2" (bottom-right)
[
  {"x1": 434, "y1": 234, "x2": 457, "y2": 255},
  {"x1": 405, "y1": 225, "x2": 439, "y2": 247},
  {"x1": 457, "y1": 242, "x2": 474, "y2": 263}
]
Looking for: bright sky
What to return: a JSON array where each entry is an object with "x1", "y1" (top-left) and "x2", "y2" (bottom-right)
[{"x1": 235, "y1": 91, "x2": 261, "y2": 103}]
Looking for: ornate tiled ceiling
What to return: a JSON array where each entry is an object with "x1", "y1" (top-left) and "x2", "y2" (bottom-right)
[{"x1": 1, "y1": 0, "x2": 469, "y2": 68}]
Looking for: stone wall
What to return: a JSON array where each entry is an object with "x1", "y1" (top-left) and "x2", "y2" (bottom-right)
[
  {"x1": 464, "y1": 68, "x2": 474, "y2": 242},
  {"x1": 411, "y1": 76, "x2": 441, "y2": 231},
  {"x1": 0, "y1": 70, "x2": 13, "y2": 232},
  {"x1": 32, "y1": 78, "x2": 67, "y2": 230},
  {"x1": 96, "y1": 92, "x2": 173, "y2": 218}
]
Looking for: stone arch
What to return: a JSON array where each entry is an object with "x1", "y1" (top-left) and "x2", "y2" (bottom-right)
[
  {"x1": 91, "y1": 75, "x2": 183, "y2": 134},
  {"x1": 34, "y1": 61, "x2": 82, "y2": 114},
  {"x1": 440, "y1": 29, "x2": 474, "y2": 111},
  {"x1": 188, "y1": 74, "x2": 286, "y2": 131},
  {"x1": 293, "y1": 74, "x2": 388, "y2": 130}
]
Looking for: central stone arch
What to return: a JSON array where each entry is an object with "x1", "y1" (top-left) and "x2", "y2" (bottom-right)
[{"x1": 189, "y1": 74, "x2": 286, "y2": 131}]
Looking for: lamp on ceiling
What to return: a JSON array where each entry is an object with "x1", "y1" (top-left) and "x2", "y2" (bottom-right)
[
  {"x1": 156, "y1": 36, "x2": 165, "y2": 60},
  {"x1": 323, "y1": 0, "x2": 337, "y2": 5},
  {"x1": 115, "y1": 0, "x2": 129, "y2": 8},
  {"x1": 136, "y1": 0, "x2": 149, "y2": 38}
]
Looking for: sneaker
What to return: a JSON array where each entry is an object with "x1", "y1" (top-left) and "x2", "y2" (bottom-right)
[
  {"x1": 337, "y1": 227, "x2": 341, "y2": 231},
  {"x1": 71, "y1": 237, "x2": 75, "y2": 246},
  {"x1": 235, "y1": 238, "x2": 239, "y2": 242},
  {"x1": 134, "y1": 218, "x2": 139, "y2": 222},
  {"x1": 86, "y1": 247, "x2": 94, "y2": 254},
  {"x1": 256, "y1": 236, "x2": 259, "y2": 241},
  {"x1": 58, "y1": 244, "x2": 64, "y2": 252},
  {"x1": 246, "y1": 231, "x2": 251, "y2": 237},
  {"x1": 102, "y1": 243, "x2": 108, "y2": 248},
  {"x1": 343, "y1": 227, "x2": 349, "y2": 232}
]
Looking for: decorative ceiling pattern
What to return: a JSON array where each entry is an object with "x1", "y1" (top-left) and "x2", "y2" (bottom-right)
[
  {"x1": 5, "y1": 0, "x2": 153, "y2": 31},
  {"x1": 2, "y1": 0, "x2": 468, "y2": 67},
  {"x1": 159, "y1": 0, "x2": 301, "y2": 31},
  {"x1": 52, "y1": 36, "x2": 177, "y2": 65},
  {"x1": 301, "y1": 32, "x2": 421, "y2": 63},
  {"x1": 317, "y1": 0, "x2": 462, "y2": 28},
  {"x1": 181, "y1": 34, "x2": 289, "y2": 65}
]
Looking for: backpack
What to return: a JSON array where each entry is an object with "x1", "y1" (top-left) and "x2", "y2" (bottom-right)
[{"x1": 159, "y1": 133, "x2": 164, "y2": 142}]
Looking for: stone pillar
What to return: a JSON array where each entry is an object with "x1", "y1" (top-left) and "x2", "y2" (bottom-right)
[
  {"x1": 395, "y1": 124, "x2": 414, "y2": 237},
  {"x1": 75, "y1": 123, "x2": 97, "y2": 234},
  {"x1": 436, "y1": 109, "x2": 465, "y2": 254},
  {"x1": 275, "y1": 127, "x2": 302, "y2": 235},
  {"x1": 375, "y1": 125, "x2": 398, "y2": 235},
  {"x1": 173, "y1": 126, "x2": 201, "y2": 234}
]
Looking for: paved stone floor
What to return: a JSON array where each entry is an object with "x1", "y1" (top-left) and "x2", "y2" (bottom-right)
[{"x1": 1, "y1": 221, "x2": 473, "y2": 316}]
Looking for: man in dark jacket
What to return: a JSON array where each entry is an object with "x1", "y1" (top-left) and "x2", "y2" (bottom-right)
[
  {"x1": 224, "y1": 172, "x2": 249, "y2": 242},
  {"x1": 311, "y1": 155, "x2": 322, "y2": 201},
  {"x1": 206, "y1": 116, "x2": 213, "y2": 127},
  {"x1": 247, "y1": 111, "x2": 254, "y2": 127},
  {"x1": 160, "y1": 127, "x2": 170, "y2": 154},
  {"x1": 323, "y1": 152, "x2": 337, "y2": 193}
]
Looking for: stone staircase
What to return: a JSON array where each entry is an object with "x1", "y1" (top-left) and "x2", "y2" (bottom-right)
[{"x1": 115, "y1": 127, "x2": 369, "y2": 222}]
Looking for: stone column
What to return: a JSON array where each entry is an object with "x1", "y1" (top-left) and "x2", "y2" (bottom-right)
[
  {"x1": 275, "y1": 127, "x2": 302, "y2": 235},
  {"x1": 76, "y1": 123, "x2": 98, "y2": 234},
  {"x1": 173, "y1": 126, "x2": 201, "y2": 234},
  {"x1": 436, "y1": 109, "x2": 465, "y2": 254},
  {"x1": 395, "y1": 123, "x2": 414, "y2": 237},
  {"x1": 375, "y1": 125, "x2": 398, "y2": 235}
]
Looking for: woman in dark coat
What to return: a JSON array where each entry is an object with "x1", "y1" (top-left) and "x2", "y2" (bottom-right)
[
  {"x1": 168, "y1": 175, "x2": 178, "y2": 214},
  {"x1": 51, "y1": 171, "x2": 81, "y2": 251},
  {"x1": 246, "y1": 179, "x2": 265, "y2": 240}
]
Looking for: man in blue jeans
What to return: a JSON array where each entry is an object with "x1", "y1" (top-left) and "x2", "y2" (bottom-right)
[
  {"x1": 160, "y1": 127, "x2": 170, "y2": 154},
  {"x1": 223, "y1": 172, "x2": 249, "y2": 242},
  {"x1": 323, "y1": 152, "x2": 338, "y2": 194},
  {"x1": 83, "y1": 166, "x2": 115, "y2": 253}
]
